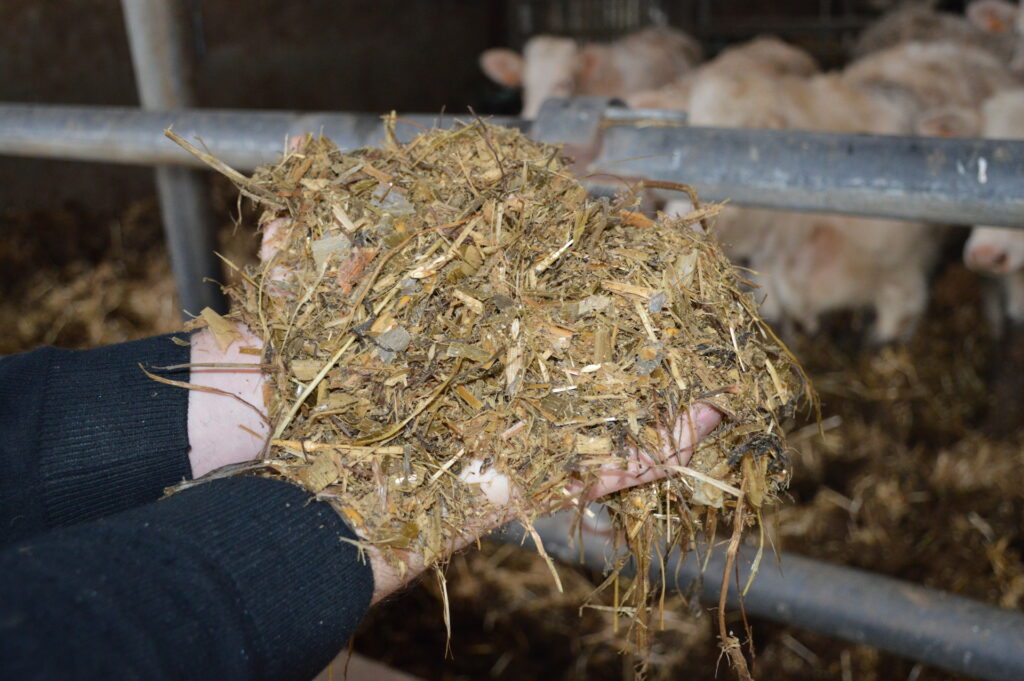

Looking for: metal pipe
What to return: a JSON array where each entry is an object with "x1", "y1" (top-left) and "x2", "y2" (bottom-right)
[
  {"x1": 0, "y1": 105, "x2": 524, "y2": 173},
  {"x1": 495, "y1": 513, "x2": 1024, "y2": 681},
  {"x1": 592, "y1": 116, "x2": 1024, "y2": 228},
  {"x1": 0, "y1": 103, "x2": 1021, "y2": 227},
  {"x1": 122, "y1": 0, "x2": 225, "y2": 315},
  {"x1": 668, "y1": 546, "x2": 1024, "y2": 681}
]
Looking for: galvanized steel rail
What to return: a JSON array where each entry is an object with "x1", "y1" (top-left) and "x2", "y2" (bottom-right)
[
  {"x1": 0, "y1": 105, "x2": 525, "y2": 174},
  {"x1": 498, "y1": 511, "x2": 1024, "y2": 681},
  {"x1": 122, "y1": 0, "x2": 226, "y2": 315},
  {"x1": 597, "y1": 122, "x2": 1024, "y2": 227},
  {"x1": 0, "y1": 101, "x2": 1021, "y2": 228}
]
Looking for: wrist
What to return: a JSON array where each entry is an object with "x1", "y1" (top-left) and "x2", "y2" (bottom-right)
[{"x1": 187, "y1": 324, "x2": 269, "y2": 478}]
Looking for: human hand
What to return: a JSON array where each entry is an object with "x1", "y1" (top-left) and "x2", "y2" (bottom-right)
[
  {"x1": 366, "y1": 403, "x2": 722, "y2": 603},
  {"x1": 187, "y1": 324, "x2": 267, "y2": 478},
  {"x1": 186, "y1": 133, "x2": 319, "y2": 478},
  {"x1": 185, "y1": 167, "x2": 298, "y2": 477}
]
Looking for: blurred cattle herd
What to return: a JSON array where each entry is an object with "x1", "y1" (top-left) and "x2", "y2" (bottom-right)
[{"x1": 480, "y1": 1, "x2": 1024, "y2": 348}]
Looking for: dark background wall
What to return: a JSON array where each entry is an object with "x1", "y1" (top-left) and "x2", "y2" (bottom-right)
[{"x1": 0, "y1": 0, "x2": 505, "y2": 212}]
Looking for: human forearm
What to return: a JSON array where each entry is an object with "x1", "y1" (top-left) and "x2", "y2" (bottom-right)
[
  {"x1": 0, "y1": 475, "x2": 374, "y2": 681},
  {"x1": 0, "y1": 335, "x2": 192, "y2": 544}
]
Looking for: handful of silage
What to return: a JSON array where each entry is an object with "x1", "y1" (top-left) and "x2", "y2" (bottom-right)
[{"x1": 182, "y1": 119, "x2": 809, "y2": 650}]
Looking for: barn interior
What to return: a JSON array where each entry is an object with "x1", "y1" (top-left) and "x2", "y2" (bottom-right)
[{"x1": 1, "y1": 2, "x2": 1022, "y2": 681}]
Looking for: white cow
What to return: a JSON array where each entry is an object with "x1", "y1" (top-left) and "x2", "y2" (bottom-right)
[
  {"x1": 626, "y1": 36, "x2": 820, "y2": 113},
  {"x1": 843, "y1": 40, "x2": 1021, "y2": 114},
  {"x1": 655, "y1": 35, "x2": 1020, "y2": 342},
  {"x1": 966, "y1": 0, "x2": 1024, "y2": 72},
  {"x1": 479, "y1": 26, "x2": 702, "y2": 118},
  {"x1": 853, "y1": 2, "x2": 985, "y2": 58},
  {"x1": 683, "y1": 66, "x2": 949, "y2": 342},
  {"x1": 853, "y1": 1, "x2": 1022, "y2": 70},
  {"x1": 963, "y1": 90, "x2": 1024, "y2": 328},
  {"x1": 683, "y1": 39, "x2": 1021, "y2": 342}
]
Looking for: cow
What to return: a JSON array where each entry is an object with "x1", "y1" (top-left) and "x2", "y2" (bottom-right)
[
  {"x1": 625, "y1": 35, "x2": 819, "y2": 113},
  {"x1": 963, "y1": 89, "x2": 1024, "y2": 330},
  {"x1": 479, "y1": 26, "x2": 701, "y2": 118},
  {"x1": 853, "y1": 1, "x2": 1022, "y2": 70},
  {"x1": 683, "y1": 66, "x2": 948, "y2": 342},
  {"x1": 843, "y1": 40, "x2": 1021, "y2": 114}
]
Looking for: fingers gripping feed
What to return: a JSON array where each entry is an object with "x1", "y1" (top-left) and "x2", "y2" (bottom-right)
[{"x1": 456, "y1": 403, "x2": 723, "y2": 514}]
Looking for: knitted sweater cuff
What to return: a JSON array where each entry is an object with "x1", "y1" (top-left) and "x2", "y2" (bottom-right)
[
  {"x1": 1, "y1": 476, "x2": 375, "y2": 680},
  {"x1": 2, "y1": 334, "x2": 193, "y2": 539}
]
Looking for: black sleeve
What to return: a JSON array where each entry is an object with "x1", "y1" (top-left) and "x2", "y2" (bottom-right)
[
  {"x1": 0, "y1": 475, "x2": 375, "y2": 681},
  {"x1": 0, "y1": 334, "x2": 192, "y2": 544}
]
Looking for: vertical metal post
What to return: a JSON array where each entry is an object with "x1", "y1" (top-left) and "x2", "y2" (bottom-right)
[{"x1": 121, "y1": 0, "x2": 226, "y2": 315}]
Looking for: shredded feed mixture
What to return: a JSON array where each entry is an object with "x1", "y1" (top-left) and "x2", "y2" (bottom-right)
[{"x1": 172, "y1": 118, "x2": 813, "y2": 669}]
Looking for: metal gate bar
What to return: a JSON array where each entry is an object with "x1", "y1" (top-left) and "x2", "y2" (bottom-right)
[
  {"x1": 596, "y1": 121, "x2": 1023, "y2": 227},
  {"x1": 498, "y1": 512, "x2": 1024, "y2": 681},
  {"x1": 0, "y1": 105, "x2": 520, "y2": 170},
  {"x1": 122, "y1": 0, "x2": 225, "y2": 315},
  {"x1": 0, "y1": 101, "x2": 1020, "y2": 228}
]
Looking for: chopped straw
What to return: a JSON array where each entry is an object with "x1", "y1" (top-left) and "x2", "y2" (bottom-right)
[{"x1": 168, "y1": 116, "x2": 813, "y2": 671}]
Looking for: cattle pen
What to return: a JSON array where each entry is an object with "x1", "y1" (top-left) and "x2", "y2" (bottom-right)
[{"x1": 3, "y1": 96, "x2": 1022, "y2": 681}]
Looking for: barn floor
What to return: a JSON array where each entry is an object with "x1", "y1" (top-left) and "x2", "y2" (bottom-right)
[{"x1": 3, "y1": 193, "x2": 1020, "y2": 681}]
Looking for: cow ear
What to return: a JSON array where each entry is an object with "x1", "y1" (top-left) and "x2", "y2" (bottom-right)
[
  {"x1": 966, "y1": 0, "x2": 1018, "y2": 34},
  {"x1": 480, "y1": 49, "x2": 524, "y2": 87},
  {"x1": 916, "y1": 107, "x2": 981, "y2": 137}
]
